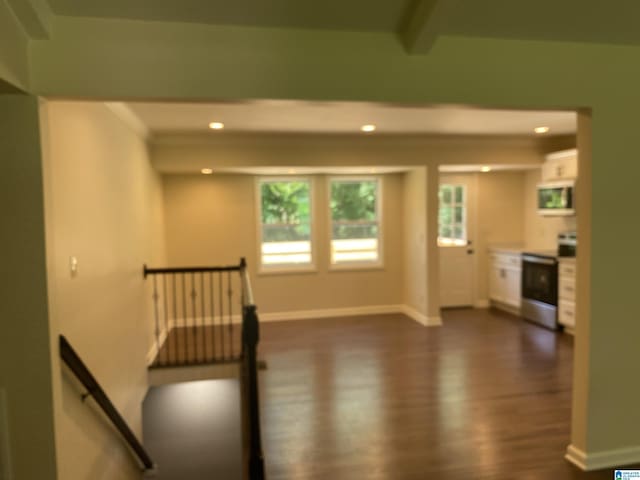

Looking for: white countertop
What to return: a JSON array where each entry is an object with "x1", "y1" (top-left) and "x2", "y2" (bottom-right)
[
  {"x1": 489, "y1": 246, "x2": 569, "y2": 260},
  {"x1": 523, "y1": 249, "x2": 558, "y2": 258},
  {"x1": 488, "y1": 245, "x2": 524, "y2": 255},
  {"x1": 558, "y1": 257, "x2": 576, "y2": 263}
]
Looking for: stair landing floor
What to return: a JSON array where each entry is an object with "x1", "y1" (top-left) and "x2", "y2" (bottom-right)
[{"x1": 142, "y1": 379, "x2": 242, "y2": 480}]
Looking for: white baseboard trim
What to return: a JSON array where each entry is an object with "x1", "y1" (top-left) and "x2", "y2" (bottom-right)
[
  {"x1": 566, "y1": 443, "x2": 640, "y2": 471},
  {"x1": 259, "y1": 304, "x2": 403, "y2": 322},
  {"x1": 149, "y1": 304, "x2": 443, "y2": 361},
  {"x1": 401, "y1": 305, "x2": 442, "y2": 327},
  {"x1": 146, "y1": 303, "x2": 445, "y2": 364},
  {"x1": 474, "y1": 299, "x2": 490, "y2": 309},
  {"x1": 146, "y1": 326, "x2": 169, "y2": 366},
  {"x1": 565, "y1": 444, "x2": 588, "y2": 470}
]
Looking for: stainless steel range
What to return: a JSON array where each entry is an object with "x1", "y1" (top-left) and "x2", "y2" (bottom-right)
[{"x1": 521, "y1": 252, "x2": 559, "y2": 330}]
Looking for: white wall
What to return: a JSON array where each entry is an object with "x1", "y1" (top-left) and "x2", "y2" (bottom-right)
[
  {"x1": 162, "y1": 173, "x2": 405, "y2": 315},
  {"x1": 41, "y1": 101, "x2": 166, "y2": 480}
]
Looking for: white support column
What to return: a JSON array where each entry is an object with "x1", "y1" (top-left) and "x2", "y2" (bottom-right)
[{"x1": 426, "y1": 165, "x2": 442, "y2": 325}]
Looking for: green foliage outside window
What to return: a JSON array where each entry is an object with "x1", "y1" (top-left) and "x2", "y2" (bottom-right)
[
  {"x1": 260, "y1": 181, "x2": 311, "y2": 242},
  {"x1": 331, "y1": 180, "x2": 378, "y2": 239}
]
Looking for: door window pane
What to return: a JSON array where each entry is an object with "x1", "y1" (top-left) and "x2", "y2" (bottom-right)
[
  {"x1": 454, "y1": 206, "x2": 464, "y2": 223},
  {"x1": 438, "y1": 183, "x2": 467, "y2": 246},
  {"x1": 455, "y1": 186, "x2": 464, "y2": 203}
]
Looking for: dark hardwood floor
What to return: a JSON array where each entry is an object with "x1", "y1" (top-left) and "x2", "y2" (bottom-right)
[
  {"x1": 257, "y1": 308, "x2": 623, "y2": 479},
  {"x1": 153, "y1": 324, "x2": 242, "y2": 366},
  {"x1": 143, "y1": 379, "x2": 242, "y2": 479}
]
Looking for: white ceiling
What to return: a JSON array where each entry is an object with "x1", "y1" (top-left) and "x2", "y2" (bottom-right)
[
  {"x1": 208, "y1": 166, "x2": 414, "y2": 175},
  {"x1": 126, "y1": 100, "x2": 576, "y2": 136},
  {"x1": 439, "y1": 164, "x2": 540, "y2": 173},
  {"x1": 200, "y1": 165, "x2": 542, "y2": 175}
]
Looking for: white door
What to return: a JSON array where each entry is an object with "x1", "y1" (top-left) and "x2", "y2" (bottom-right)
[{"x1": 438, "y1": 178, "x2": 476, "y2": 307}]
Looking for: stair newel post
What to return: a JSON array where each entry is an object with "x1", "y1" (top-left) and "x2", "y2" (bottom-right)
[{"x1": 242, "y1": 302, "x2": 265, "y2": 480}]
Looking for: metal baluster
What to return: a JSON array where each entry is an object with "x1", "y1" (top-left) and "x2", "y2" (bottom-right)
[
  {"x1": 238, "y1": 270, "x2": 242, "y2": 358},
  {"x1": 228, "y1": 270, "x2": 233, "y2": 360},
  {"x1": 200, "y1": 272, "x2": 205, "y2": 363},
  {"x1": 191, "y1": 273, "x2": 197, "y2": 364},
  {"x1": 182, "y1": 273, "x2": 187, "y2": 365},
  {"x1": 172, "y1": 273, "x2": 178, "y2": 366},
  {"x1": 209, "y1": 271, "x2": 215, "y2": 363},
  {"x1": 219, "y1": 271, "x2": 224, "y2": 360},
  {"x1": 163, "y1": 275, "x2": 169, "y2": 366},
  {"x1": 152, "y1": 276, "x2": 160, "y2": 366}
]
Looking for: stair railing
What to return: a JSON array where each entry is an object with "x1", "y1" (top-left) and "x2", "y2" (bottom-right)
[
  {"x1": 59, "y1": 335, "x2": 156, "y2": 473},
  {"x1": 240, "y1": 258, "x2": 266, "y2": 480},
  {"x1": 143, "y1": 260, "x2": 245, "y2": 367}
]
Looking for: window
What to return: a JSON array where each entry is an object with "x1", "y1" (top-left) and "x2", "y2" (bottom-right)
[
  {"x1": 329, "y1": 178, "x2": 381, "y2": 266},
  {"x1": 258, "y1": 178, "x2": 313, "y2": 269},
  {"x1": 438, "y1": 184, "x2": 467, "y2": 246}
]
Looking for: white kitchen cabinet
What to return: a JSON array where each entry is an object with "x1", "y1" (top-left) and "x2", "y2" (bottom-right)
[
  {"x1": 489, "y1": 252, "x2": 522, "y2": 310},
  {"x1": 542, "y1": 149, "x2": 578, "y2": 182},
  {"x1": 558, "y1": 259, "x2": 577, "y2": 332},
  {"x1": 559, "y1": 299, "x2": 576, "y2": 329}
]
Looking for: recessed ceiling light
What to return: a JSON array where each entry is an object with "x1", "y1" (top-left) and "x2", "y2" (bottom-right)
[
  {"x1": 480, "y1": 166, "x2": 492, "y2": 173},
  {"x1": 361, "y1": 124, "x2": 376, "y2": 133},
  {"x1": 201, "y1": 168, "x2": 213, "y2": 174},
  {"x1": 534, "y1": 126, "x2": 550, "y2": 134},
  {"x1": 208, "y1": 122, "x2": 225, "y2": 130}
]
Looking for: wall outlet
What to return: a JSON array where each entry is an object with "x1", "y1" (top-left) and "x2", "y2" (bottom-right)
[{"x1": 0, "y1": 389, "x2": 12, "y2": 480}]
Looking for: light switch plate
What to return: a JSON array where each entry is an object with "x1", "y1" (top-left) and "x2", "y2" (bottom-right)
[
  {"x1": 69, "y1": 256, "x2": 78, "y2": 276},
  {"x1": 0, "y1": 389, "x2": 12, "y2": 480}
]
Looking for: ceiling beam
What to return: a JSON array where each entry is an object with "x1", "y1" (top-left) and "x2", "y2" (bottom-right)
[
  {"x1": 6, "y1": 0, "x2": 52, "y2": 39},
  {"x1": 400, "y1": 0, "x2": 458, "y2": 55}
]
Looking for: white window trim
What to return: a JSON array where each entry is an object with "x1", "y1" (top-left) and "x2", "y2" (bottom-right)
[
  {"x1": 256, "y1": 176, "x2": 317, "y2": 275},
  {"x1": 327, "y1": 175, "x2": 384, "y2": 271}
]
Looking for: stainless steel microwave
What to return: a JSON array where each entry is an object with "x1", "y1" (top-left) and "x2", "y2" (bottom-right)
[{"x1": 537, "y1": 181, "x2": 575, "y2": 216}]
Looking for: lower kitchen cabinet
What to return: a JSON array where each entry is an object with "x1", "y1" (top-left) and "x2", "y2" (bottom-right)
[
  {"x1": 489, "y1": 252, "x2": 522, "y2": 310},
  {"x1": 558, "y1": 299, "x2": 576, "y2": 329},
  {"x1": 558, "y1": 259, "x2": 577, "y2": 332}
]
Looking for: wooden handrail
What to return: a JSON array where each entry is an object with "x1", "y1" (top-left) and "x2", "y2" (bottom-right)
[
  {"x1": 143, "y1": 262, "x2": 242, "y2": 278},
  {"x1": 59, "y1": 335, "x2": 155, "y2": 472}
]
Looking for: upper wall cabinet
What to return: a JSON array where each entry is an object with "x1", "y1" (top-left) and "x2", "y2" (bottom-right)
[{"x1": 541, "y1": 148, "x2": 578, "y2": 182}]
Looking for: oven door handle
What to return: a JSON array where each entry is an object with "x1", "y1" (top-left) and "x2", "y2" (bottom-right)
[{"x1": 522, "y1": 255, "x2": 556, "y2": 266}]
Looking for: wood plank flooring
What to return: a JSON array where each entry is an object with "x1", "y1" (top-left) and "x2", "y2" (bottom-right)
[
  {"x1": 257, "y1": 308, "x2": 630, "y2": 479},
  {"x1": 143, "y1": 379, "x2": 242, "y2": 479},
  {"x1": 153, "y1": 324, "x2": 242, "y2": 367}
]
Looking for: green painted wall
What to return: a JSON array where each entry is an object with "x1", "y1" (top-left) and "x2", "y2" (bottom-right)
[
  {"x1": 20, "y1": 14, "x2": 640, "y2": 461},
  {"x1": 0, "y1": 1, "x2": 30, "y2": 90},
  {"x1": 0, "y1": 94, "x2": 57, "y2": 479}
]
